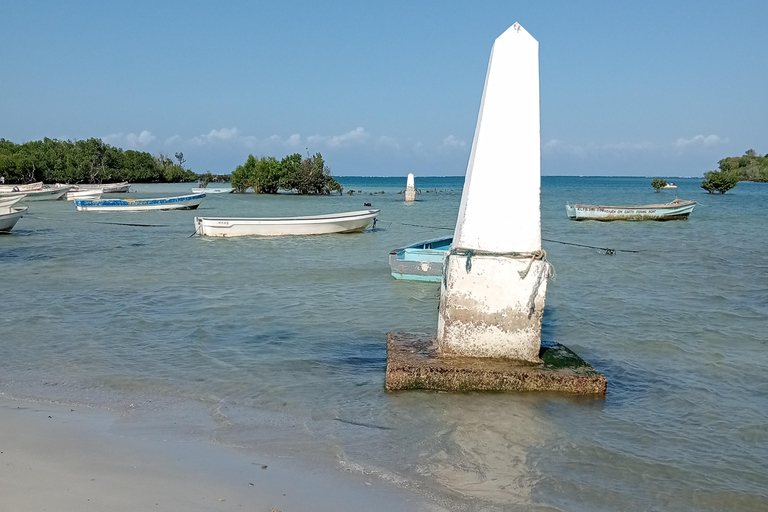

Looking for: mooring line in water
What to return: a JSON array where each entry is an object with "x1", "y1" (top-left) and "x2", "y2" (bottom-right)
[
  {"x1": 379, "y1": 218, "x2": 640, "y2": 255},
  {"x1": 334, "y1": 417, "x2": 394, "y2": 430},
  {"x1": 90, "y1": 221, "x2": 170, "y2": 227}
]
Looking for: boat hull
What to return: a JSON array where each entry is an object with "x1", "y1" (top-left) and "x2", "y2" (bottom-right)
[
  {"x1": 195, "y1": 209, "x2": 379, "y2": 237},
  {"x1": 0, "y1": 207, "x2": 28, "y2": 232},
  {"x1": 75, "y1": 182, "x2": 130, "y2": 193},
  {"x1": 0, "y1": 195, "x2": 26, "y2": 209},
  {"x1": 0, "y1": 182, "x2": 42, "y2": 193},
  {"x1": 65, "y1": 189, "x2": 103, "y2": 201},
  {"x1": 191, "y1": 188, "x2": 233, "y2": 194},
  {"x1": 565, "y1": 200, "x2": 696, "y2": 221},
  {"x1": 389, "y1": 237, "x2": 452, "y2": 281},
  {"x1": 1, "y1": 186, "x2": 72, "y2": 201},
  {"x1": 75, "y1": 193, "x2": 205, "y2": 212}
]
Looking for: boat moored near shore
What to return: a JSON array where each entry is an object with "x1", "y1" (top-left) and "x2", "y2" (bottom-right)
[
  {"x1": 0, "y1": 206, "x2": 28, "y2": 232},
  {"x1": 194, "y1": 209, "x2": 380, "y2": 237},
  {"x1": 566, "y1": 198, "x2": 696, "y2": 221},
  {"x1": 389, "y1": 236, "x2": 452, "y2": 281},
  {"x1": 75, "y1": 193, "x2": 205, "y2": 212}
]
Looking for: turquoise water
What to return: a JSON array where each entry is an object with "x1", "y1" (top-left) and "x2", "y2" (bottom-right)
[{"x1": 1, "y1": 177, "x2": 767, "y2": 511}]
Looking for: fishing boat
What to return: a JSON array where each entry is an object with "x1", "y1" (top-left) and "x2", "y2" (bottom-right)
[
  {"x1": 74, "y1": 182, "x2": 131, "y2": 193},
  {"x1": 0, "y1": 181, "x2": 42, "y2": 193},
  {"x1": 64, "y1": 188, "x2": 103, "y2": 201},
  {"x1": 389, "y1": 236, "x2": 453, "y2": 281},
  {"x1": 661, "y1": 183, "x2": 678, "y2": 189},
  {"x1": 0, "y1": 207, "x2": 28, "y2": 233},
  {"x1": 0, "y1": 195, "x2": 26, "y2": 209},
  {"x1": 194, "y1": 209, "x2": 380, "y2": 237},
  {"x1": 0, "y1": 185, "x2": 72, "y2": 201},
  {"x1": 565, "y1": 198, "x2": 696, "y2": 221},
  {"x1": 191, "y1": 187, "x2": 233, "y2": 194},
  {"x1": 75, "y1": 193, "x2": 205, "y2": 212}
]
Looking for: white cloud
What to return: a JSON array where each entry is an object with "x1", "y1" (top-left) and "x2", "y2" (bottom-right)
[
  {"x1": 192, "y1": 127, "x2": 241, "y2": 145},
  {"x1": 164, "y1": 134, "x2": 182, "y2": 146},
  {"x1": 375, "y1": 135, "x2": 400, "y2": 151},
  {"x1": 439, "y1": 135, "x2": 467, "y2": 151},
  {"x1": 102, "y1": 130, "x2": 155, "y2": 149},
  {"x1": 675, "y1": 134, "x2": 725, "y2": 149},
  {"x1": 327, "y1": 127, "x2": 368, "y2": 147}
]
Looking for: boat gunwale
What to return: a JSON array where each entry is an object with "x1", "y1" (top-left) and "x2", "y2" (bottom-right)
[
  {"x1": 568, "y1": 200, "x2": 697, "y2": 210},
  {"x1": 196, "y1": 209, "x2": 380, "y2": 224}
]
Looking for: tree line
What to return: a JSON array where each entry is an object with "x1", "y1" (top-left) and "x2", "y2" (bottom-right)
[
  {"x1": 230, "y1": 153, "x2": 343, "y2": 194},
  {"x1": 700, "y1": 149, "x2": 767, "y2": 194},
  {"x1": 0, "y1": 138, "x2": 197, "y2": 184}
]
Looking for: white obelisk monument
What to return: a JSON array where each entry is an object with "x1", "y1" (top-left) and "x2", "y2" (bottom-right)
[
  {"x1": 437, "y1": 23, "x2": 549, "y2": 362},
  {"x1": 405, "y1": 173, "x2": 416, "y2": 202}
]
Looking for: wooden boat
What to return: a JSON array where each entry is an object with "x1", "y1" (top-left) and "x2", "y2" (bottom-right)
[
  {"x1": 0, "y1": 195, "x2": 26, "y2": 209},
  {"x1": 0, "y1": 185, "x2": 72, "y2": 201},
  {"x1": 191, "y1": 187, "x2": 233, "y2": 194},
  {"x1": 194, "y1": 209, "x2": 380, "y2": 237},
  {"x1": 75, "y1": 193, "x2": 205, "y2": 212},
  {"x1": 65, "y1": 188, "x2": 103, "y2": 201},
  {"x1": 0, "y1": 207, "x2": 28, "y2": 233},
  {"x1": 565, "y1": 198, "x2": 696, "y2": 221},
  {"x1": 74, "y1": 182, "x2": 130, "y2": 193},
  {"x1": 0, "y1": 181, "x2": 42, "y2": 193},
  {"x1": 389, "y1": 236, "x2": 452, "y2": 282},
  {"x1": 661, "y1": 183, "x2": 678, "y2": 189}
]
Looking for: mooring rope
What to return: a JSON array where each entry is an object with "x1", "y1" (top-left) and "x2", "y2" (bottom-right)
[
  {"x1": 378, "y1": 218, "x2": 639, "y2": 255},
  {"x1": 443, "y1": 247, "x2": 555, "y2": 315}
]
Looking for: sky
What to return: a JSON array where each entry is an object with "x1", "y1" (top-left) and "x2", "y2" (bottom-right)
[{"x1": 1, "y1": 1, "x2": 766, "y2": 177}]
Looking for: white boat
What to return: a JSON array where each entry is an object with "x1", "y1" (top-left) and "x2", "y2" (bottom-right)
[
  {"x1": 75, "y1": 193, "x2": 205, "y2": 212},
  {"x1": 0, "y1": 182, "x2": 42, "y2": 193},
  {"x1": 0, "y1": 185, "x2": 72, "y2": 201},
  {"x1": 194, "y1": 209, "x2": 380, "y2": 237},
  {"x1": 65, "y1": 188, "x2": 103, "y2": 201},
  {"x1": 565, "y1": 198, "x2": 696, "y2": 221},
  {"x1": 661, "y1": 183, "x2": 678, "y2": 189},
  {"x1": 0, "y1": 207, "x2": 28, "y2": 232},
  {"x1": 74, "y1": 182, "x2": 131, "y2": 193},
  {"x1": 0, "y1": 195, "x2": 26, "y2": 209},
  {"x1": 191, "y1": 187, "x2": 233, "y2": 194}
]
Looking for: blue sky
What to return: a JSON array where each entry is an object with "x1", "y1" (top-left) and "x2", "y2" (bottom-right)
[{"x1": 1, "y1": 1, "x2": 766, "y2": 176}]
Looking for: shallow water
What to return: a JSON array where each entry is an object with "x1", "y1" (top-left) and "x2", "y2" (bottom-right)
[{"x1": 1, "y1": 177, "x2": 767, "y2": 511}]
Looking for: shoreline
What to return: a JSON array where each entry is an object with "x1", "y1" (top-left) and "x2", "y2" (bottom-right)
[{"x1": 0, "y1": 395, "x2": 442, "y2": 512}]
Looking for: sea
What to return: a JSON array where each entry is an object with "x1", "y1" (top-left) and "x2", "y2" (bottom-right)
[{"x1": 1, "y1": 176, "x2": 766, "y2": 511}]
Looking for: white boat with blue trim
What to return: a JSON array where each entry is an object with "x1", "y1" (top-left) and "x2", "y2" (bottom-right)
[
  {"x1": 389, "y1": 236, "x2": 452, "y2": 281},
  {"x1": 195, "y1": 209, "x2": 379, "y2": 237},
  {"x1": 75, "y1": 193, "x2": 205, "y2": 212},
  {"x1": 565, "y1": 198, "x2": 696, "y2": 221}
]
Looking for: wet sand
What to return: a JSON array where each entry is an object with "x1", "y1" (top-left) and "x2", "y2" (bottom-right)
[{"x1": 0, "y1": 397, "x2": 438, "y2": 512}]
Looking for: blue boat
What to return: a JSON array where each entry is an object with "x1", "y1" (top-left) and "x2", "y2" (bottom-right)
[
  {"x1": 388, "y1": 236, "x2": 453, "y2": 282},
  {"x1": 75, "y1": 193, "x2": 205, "y2": 212}
]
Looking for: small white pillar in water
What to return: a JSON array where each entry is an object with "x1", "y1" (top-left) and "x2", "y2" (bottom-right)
[
  {"x1": 405, "y1": 173, "x2": 416, "y2": 202},
  {"x1": 437, "y1": 23, "x2": 550, "y2": 362}
]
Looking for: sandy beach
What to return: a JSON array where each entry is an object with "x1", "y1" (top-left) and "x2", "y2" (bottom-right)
[{"x1": 0, "y1": 397, "x2": 438, "y2": 512}]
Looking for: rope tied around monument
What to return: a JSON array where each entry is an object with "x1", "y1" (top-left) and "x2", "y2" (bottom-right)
[
  {"x1": 443, "y1": 247, "x2": 555, "y2": 316},
  {"x1": 446, "y1": 247, "x2": 553, "y2": 280}
]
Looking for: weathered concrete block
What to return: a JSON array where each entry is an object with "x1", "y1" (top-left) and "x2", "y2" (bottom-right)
[{"x1": 386, "y1": 332, "x2": 606, "y2": 395}]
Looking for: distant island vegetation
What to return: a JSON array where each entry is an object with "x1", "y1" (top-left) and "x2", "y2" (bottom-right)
[
  {"x1": 700, "y1": 149, "x2": 767, "y2": 194},
  {"x1": 230, "y1": 153, "x2": 343, "y2": 195},
  {"x1": 0, "y1": 137, "x2": 197, "y2": 184},
  {"x1": 716, "y1": 149, "x2": 768, "y2": 182},
  {"x1": 0, "y1": 138, "x2": 344, "y2": 196}
]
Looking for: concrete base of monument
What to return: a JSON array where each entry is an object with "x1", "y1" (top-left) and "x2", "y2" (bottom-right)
[{"x1": 385, "y1": 332, "x2": 607, "y2": 395}]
